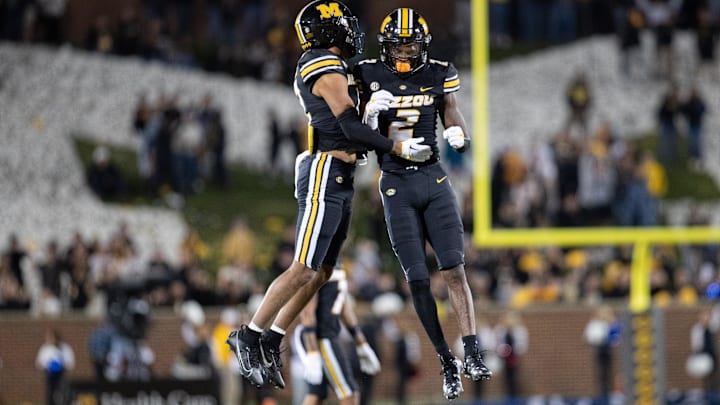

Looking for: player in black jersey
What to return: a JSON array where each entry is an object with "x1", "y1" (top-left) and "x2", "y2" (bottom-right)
[
  {"x1": 294, "y1": 266, "x2": 380, "y2": 405},
  {"x1": 353, "y1": 8, "x2": 492, "y2": 401},
  {"x1": 227, "y1": 0, "x2": 432, "y2": 390}
]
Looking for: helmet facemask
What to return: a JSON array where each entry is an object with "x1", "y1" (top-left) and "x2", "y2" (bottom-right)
[{"x1": 332, "y1": 15, "x2": 365, "y2": 57}]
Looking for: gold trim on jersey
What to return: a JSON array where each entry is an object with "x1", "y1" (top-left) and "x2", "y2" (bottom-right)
[
  {"x1": 298, "y1": 153, "x2": 328, "y2": 264},
  {"x1": 300, "y1": 58, "x2": 342, "y2": 79},
  {"x1": 444, "y1": 78, "x2": 460, "y2": 92},
  {"x1": 307, "y1": 124, "x2": 314, "y2": 153}
]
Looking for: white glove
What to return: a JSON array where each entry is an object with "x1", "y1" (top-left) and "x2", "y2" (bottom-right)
[
  {"x1": 362, "y1": 90, "x2": 394, "y2": 130},
  {"x1": 302, "y1": 351, "x2": 324, "y2": 385},
  {"x1": 443, "y1": 126, "x2": 465, "y2": 150},
  {"x1": 399, "y1": 137, "x2": 432, "y2": 162},
  {"x1": 356, "y1": 342, "x2": 381, "y2": 375}
]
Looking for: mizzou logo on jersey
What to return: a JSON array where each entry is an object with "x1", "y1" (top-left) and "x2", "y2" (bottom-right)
[
  {"x1": 316, "y1": 2, "x2": 343, "y2": 19},
  {"x1": 390, "y1": 94, "x2": 435, "y2": 108}
]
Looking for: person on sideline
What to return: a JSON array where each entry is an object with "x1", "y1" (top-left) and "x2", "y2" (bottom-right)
[{"x1": 295, "y1": 266, "x2": 381, "y2": 404}]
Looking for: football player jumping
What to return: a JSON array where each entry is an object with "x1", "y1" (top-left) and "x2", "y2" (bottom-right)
[{"x1": 353, "y1": 8, "x2": 492, "y2": 401}]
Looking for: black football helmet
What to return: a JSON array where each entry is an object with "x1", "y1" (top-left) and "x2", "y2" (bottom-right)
[
  {"x1": 378, "y1": 8, "x2": 432, "y2": 74},
  {"x1": 294, "y1": 0, "x2": 365, "y2": 57}
]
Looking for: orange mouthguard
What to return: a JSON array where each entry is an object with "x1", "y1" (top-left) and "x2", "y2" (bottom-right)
[{"x1": 396, "y1": 62, "x2": 411, "y2": 73}]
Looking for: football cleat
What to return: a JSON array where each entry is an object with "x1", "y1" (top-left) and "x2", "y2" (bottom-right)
[
  {"x1": 260, "y1": 338, "x2": 286, "y2": 389},
  {"x1": 464, "y1": 351, "x2": 493, "y2": 381},
  {"x1": 227, "y1": 326, "x2": 264, "y2": 387},
  {"x1": 440, "y1": 356, "x2": 464, "y2": 401}
]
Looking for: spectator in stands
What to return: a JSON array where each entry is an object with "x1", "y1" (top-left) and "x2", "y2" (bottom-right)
[
  {"x1": 637, "y1": 0, "x2": 683, "y2": 80},
  {"x1": 0, "y1": 253, "x2": 30, "y2": 310},
  {"x1": 577, "y1": 133, "x2": 617, "y2": 226},
  {"x1": 681, "y1": 87, "x2": 707, "y2": 170},
  {"x1": 173, "y1": 110, "x2": 204, "y2": 194},
  {"x1": 615, "y1": 147, "x2": 661, "y2": 226},
  {"x1": 565, "y1": 69, "x2": 592, "y2": 137},
  {"x1": 216, "y1": 255, "x2": 257, "y2": 305},
  {"x1": 154, "y1": 94, "x2": 181, "y2": 194},
  {"x1": 67, "y1": 241, "x2": 93, "y2": 310},
  {"x1": 38, "y1": 240, "x2": 67, "y2": 312},
  {"x1": 36, "y1": 328, "x2": 75, "y2": 405},
  {"x1": 551, "y1": 130, "x2": 580, "y2": 203},
  {"x1": 616, "y1": 2, "x2": 644, "y2": 78},
  {"x1": 84, "y1": 15, "x2": 114, "y2": 53},
  {"x1": 656, "y1": 85, "x2": 681, "y2": 165},
  {"x1": 114, "y1": 6, "x2": 143, "y2": 56},
  {"x1": 221, "y1": 218, "x2": 256, "y2": 270},
  {"x1": 132, "y1": 92, "x2": 155, "y2": 185},
  {"x1": 268, "y1": 109, "x2": 284, "y2": 172},
  {"x1": 640, "y1": 149, "x2": 667, "y2": 202},
  {"x1": 695, "y1": 4, "x2": 718, "y2": 81},
  {"x1": 198, "y1": 94, "x2": 227, "y2": 188},
  {"x1": 5, "y1": 234, "x2": 27, "y2": 287},
  {"x1": 34, "y1": 0, "x2": 67, "y2": 45},
  {"x1": 491, "y1": 148, "x2": 527, "y2": 227},
  {"x1": 87, "y1": 146, "x2": 125, "y2": 200}
]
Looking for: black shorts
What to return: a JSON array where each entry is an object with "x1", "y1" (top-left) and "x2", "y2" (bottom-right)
[
  {"x1": 379, "y1": 163, "x2": 464, "y2": 281},
  {"x1": 294, "y1": 152, "x2": 355, "y2": 270}
]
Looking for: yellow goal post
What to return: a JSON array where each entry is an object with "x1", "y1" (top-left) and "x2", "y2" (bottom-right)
[{"x1": 469, "y1": 0, "x2": 720, "y2": 314}]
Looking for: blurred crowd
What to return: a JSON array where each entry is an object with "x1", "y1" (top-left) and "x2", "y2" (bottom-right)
[
  {"x1": 0, "y1": 0, "x2": 302, "y2": 83},
  {"x1": 132, "y1": 91, "x2": 228, "y2": 197},
  {"x1": 0, "y1": 1, "x2": 717, "y2": 314},
  {"x1": 1, "y1": 0, "x2": 717, "y2": 82}
]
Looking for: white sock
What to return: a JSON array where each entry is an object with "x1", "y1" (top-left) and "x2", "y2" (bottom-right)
[
  {"x1": 270, "y1": 324, "x2": 287, "y2": 335},
  {"x1": 248, "y1": 322, "x2": 263, "y2": 333}
]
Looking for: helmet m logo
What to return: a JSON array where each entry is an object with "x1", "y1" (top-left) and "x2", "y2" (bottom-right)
[{"x1": 316, "y1": 3, "x2": 343, "y2": 19}]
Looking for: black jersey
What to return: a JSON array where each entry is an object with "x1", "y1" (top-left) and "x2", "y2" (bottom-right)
[
  {"x1": 315, "y1": 270, "x2": 348, "y2": 339},
  {"x1": 353, "y1": 58, "x2": 460, "y2": 171},
  {"x1": 294, "y1": 48, "x2": 365, "y2": 153}
]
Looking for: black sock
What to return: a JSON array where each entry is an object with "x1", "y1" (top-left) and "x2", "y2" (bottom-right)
[
  {"x1": 462, "y1": 335, "x2": 479, "y2": 356},
  {"x1": 409, "y1": 279, "x2": 452, "y2": 360},
  {"x1": 241, "y1": 327, "x2": 261, "y2": 345},
  {"x1": 261, "y1": 329, "x2": 284, "y2": 348}
]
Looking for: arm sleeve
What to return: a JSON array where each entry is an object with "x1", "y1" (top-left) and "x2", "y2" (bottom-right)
[{"x1": 337, "y1": 108, "x2": 394, "y2": 153}]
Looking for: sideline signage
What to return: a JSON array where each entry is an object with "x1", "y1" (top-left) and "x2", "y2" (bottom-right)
[{"x1": 70, "y1": 378, "x2": 219, "y2": 405}]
